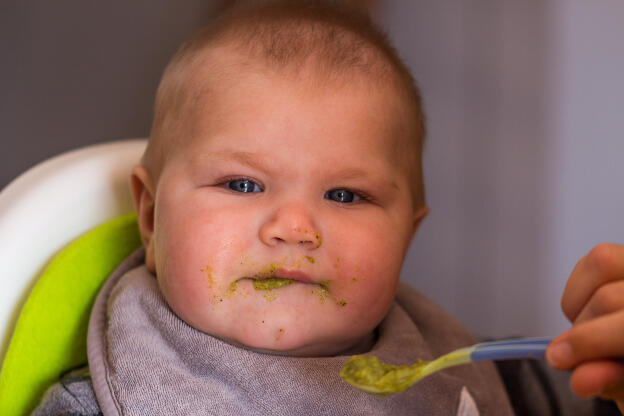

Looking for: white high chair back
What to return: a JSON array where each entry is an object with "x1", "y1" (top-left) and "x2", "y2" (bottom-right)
[{"x1": 0, "y1": 139, "x2": 147, "y2": 363}]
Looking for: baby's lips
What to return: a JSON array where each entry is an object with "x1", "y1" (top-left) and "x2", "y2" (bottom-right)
[{"x1": 273, "y1": 268, "x2": 314, "y2": 284}]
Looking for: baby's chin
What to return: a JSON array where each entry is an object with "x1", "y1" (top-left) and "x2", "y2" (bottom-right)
[
  {"x1": 164, "y1": 279, "x2": 385, "y2": 357},
  {"x1": 220, "y1": 305, "x2": 374, "y2": 356}
]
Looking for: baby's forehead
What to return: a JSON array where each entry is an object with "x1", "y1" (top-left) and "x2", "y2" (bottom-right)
[
  {"x1": 192, "y1": 56, "x2": 412, "y2": 138},
  {"x1": 179, "y1": 50, "x2": 415, "y2": 150}
]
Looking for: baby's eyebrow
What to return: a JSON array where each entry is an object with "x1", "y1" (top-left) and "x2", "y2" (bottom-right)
[
  {"x1": 331, "y1": 167, "x2": 400, "y2": 191},
  {"x1": 191, "y1": 150, "x2": 275, "y2": 174}
]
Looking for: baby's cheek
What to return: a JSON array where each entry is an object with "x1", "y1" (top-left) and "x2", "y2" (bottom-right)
[
  {"x1": 335, "y1": 265, "x2": 397, "y2": 321},
  {"x1": 159, "y1": 266, "x2": 199, "y2": 302}
]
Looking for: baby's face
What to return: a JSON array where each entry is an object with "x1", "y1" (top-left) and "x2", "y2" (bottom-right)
[{"x1": 148, "y1": 70, "x2": 423, "y2": 356}]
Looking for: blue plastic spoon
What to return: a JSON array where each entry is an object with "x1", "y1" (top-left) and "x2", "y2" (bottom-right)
[{"x1": 340, "y1": 337, "x2": 552, "y2": 396}]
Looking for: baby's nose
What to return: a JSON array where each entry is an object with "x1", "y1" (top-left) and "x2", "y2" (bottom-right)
[{"x1": 258, "y1": 204, "x2": 321, "y2": 249}]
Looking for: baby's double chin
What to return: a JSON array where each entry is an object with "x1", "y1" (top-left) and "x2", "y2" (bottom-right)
[{"x1": 232, "y1": 331, "x2": 373, "y2": 357}]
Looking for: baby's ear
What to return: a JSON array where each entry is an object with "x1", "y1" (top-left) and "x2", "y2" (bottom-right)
[
  {"x1": 130, "y1": 166, "x2": 156, "y2": 272},
  {"x1": 411, "y1": 204, "x2": 429, "y2": 237}
]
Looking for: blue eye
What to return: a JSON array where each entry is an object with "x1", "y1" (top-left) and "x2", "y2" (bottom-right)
[
  {"x1": 227, "y1": 179, "x2": 262, "y2": 193},
  {"x1": 325, "y1": 189, "x2": 360, "y2": 203}
]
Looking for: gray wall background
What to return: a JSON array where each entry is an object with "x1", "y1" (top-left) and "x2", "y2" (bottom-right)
[{"x1": 2, "y1": 1, "x2": 623, "y2": 338}]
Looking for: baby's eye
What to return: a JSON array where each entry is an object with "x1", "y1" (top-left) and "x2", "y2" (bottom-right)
[
  {"x1": 324, "y1": 189, "x2": 361, "y2": 203},
  {"x1": 227, "y1": 179, "x2": 263, "y2": 193}
]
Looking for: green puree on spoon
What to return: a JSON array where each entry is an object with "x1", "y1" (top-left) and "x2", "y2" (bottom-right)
[
  {"x1": 339, "y1": 356, "x2": 432, "y2": 396},
  {"x1": 341, "y1": 337, "x2": 554, "y2": 396}
]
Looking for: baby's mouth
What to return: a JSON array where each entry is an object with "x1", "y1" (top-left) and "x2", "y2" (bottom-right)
[
  {"x1": 239, "y1": 269, "x2": 321, "y2": 291},
  {"x1": 251, "y1": 277, "x2": 294, "y2": 291},
  {"x1": 272, "y1": 268, "x2": 314, "y2": 283}
]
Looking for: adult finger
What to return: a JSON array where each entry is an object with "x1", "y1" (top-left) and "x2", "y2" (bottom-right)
[
  {"x1": 568, "y1": 360, "x2": 624, "y2": 398},
  {"x1": 574, "y1": 280, "x2": 624, "y2": 325},
  {"x1": 561, "y1": 243, "x2": 624, "y2": 322},
  {"x1": 547, "y1": 310, "x2": 624, "y2": 369}
]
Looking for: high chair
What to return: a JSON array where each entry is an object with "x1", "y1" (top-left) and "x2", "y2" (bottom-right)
[{"x1": 0, "y1": 139, "x2": 147, "y2": 415}]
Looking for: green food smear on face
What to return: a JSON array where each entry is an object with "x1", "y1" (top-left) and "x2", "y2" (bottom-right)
[
  {"x1": 339, "y1": 356, "x2": 427, "y2": 396},
  {"x1": 305, "y1": 256, "x2": 315, "y2": 264},
  {"x1": 253, "y1": 278, "x2": 294, "y2": 290},
  {"x1": 257, "y1": 264, "x2": 281, "y2": 277},
  {"x1": 315, "y1": 233, "x2": 322, "y2": 247}
]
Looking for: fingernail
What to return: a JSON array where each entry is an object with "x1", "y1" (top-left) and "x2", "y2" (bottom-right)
[{"x1": 547, "y1": 341, "x2": 573, "y2": 367}]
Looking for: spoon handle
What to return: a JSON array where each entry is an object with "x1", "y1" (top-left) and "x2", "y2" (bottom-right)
[{"x1": 470, "y1": 337, "x2": 552, "y2": 362}]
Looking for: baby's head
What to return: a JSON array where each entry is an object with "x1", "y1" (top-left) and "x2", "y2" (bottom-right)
[{"x1": 131, "y1": 0, "x2": 428, "y2": 356}]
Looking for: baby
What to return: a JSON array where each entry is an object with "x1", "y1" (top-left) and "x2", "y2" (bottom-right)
[{"x1": 34, "y1": 1, "x2": 624, "y2": 415}]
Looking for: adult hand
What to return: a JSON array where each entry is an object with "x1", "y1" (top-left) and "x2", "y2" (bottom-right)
[{"x1": 547, "y1": 243, "x2": 624, "y2": 413}]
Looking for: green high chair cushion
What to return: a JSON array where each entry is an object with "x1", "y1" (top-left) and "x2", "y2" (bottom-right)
[{"x1": 0, "y1": 214, "x2": 141, "y2": 416}]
